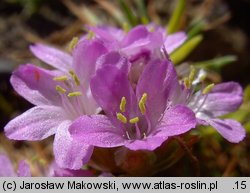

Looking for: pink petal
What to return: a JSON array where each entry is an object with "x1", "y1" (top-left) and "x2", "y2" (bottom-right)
[
  {"x1": 69, "y1": 115, "x2": 125, "y2": 148},
  {"x1": 49, "y1": 162, "x2": 93, "y2": 177},
  {"x1": 90, "y1": 65, "x2": 137, "y2": 120},
  {"x1": 121, "y1": 25, "x2": 149, "y2": 47},
  {"x1": 87, "y1": 25, "x2": 125, "y2": 42},
  {"x1": 136, "y1": 59, "x2": 169, "y2": 127},
  {"x1": 54, "y1": 121, "x2": 94, "y2": 169},
  {"x1": 124, "y1": 136, "x2": 167, "y2": 151},
  {"x1": 5, "y1": 106, "x2": 67, "y2": 140},
  {"x1": 30, "y1": 44, "x2": 72, "y2": 72},
  {"x1": 205, "y1": 82, "x2": 243, "y2": 117},
  {"x1": 156, "y1": 105, "x2": 196, "y2": 136},
  {"x1": 11, "y1": 64, "x2": 61, "y2": 106},
  {"x1": 165, "y1": 32, "x2": 187, "y2": 53},
  {"x1": 0, "y1": 154, "x2": 16, "y2": 176},
  {"x1": 208, "y1": 119, "x2": 246, "y2": 143},
  {"x1": 17, "y1": 160, "x2": 31, "y2": 177},
  {"x1": 96, "y1": 51, "x2": 130, "y2": 73},
  {"x1": 72, "y1": 40, "x2": 107, "y2": 87}
]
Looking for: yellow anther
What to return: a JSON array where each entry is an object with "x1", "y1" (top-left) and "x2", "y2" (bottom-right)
[
  {"x1": 73, "y1": 75, "x2": 80, "y2": 86},
  {"x1": 139, "y1": 103, "x2": 146, "y2": 115},
  {"x1": 139, "y1": 93, "x2": 147, "y2": 115},
  {"x1": 116, "y1": 113, "x2": 127, "y2": 124},
  {"x1": 68, "y1": 37, "x2": 79, "y2": 51},
  {"x1": 53, "y1": 76, "x2": 68, "y2": 81},
  {"x1": 86, "y1": 31, "x2": 95, "y2": 40},
  {"x1": 189, "y1": 66, "x2": 196, "y2": 83},
  {"x1": 141, "y1": 93, "x2": 147, "y2": 103},
  {"x1": 55, "y1": 85, "x2": 66, "y2": 93},
  {"x1": 199, "y1": 74, "x2": 206, "y2": 82},
  {"x1": 202, "y1": 83, "x2": 215, "y2": 95},
  {"x1": 119, "y1": 97, "x2": 126, "y2": 112},
  {"x1": 184, "y1": 77, "x2": 191, "y2": 89},
  {"x1": 69, "y1": 70, "x2": 80, "y2": 86},
  {"x1": 68, "y1": 91, "x2": 82, "y2": 97},
  {"x1": 129, "y1": 117, "x2": 139, "y2": 124}
]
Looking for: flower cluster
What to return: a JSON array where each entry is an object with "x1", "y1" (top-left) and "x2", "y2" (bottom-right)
[{"x1": 3, "y1": 24, "x2": 246, "y2": 176}]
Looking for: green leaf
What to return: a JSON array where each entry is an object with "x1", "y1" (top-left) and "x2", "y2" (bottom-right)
[
  {"x1": 119, "y1": 0, "x2": 138, "y2": 27},
  {"x1": 187, "y1": 20, "x2": 206, "y2": 39},
  {"x1": 0, "y1": 94, "x2": 13, "y2": 115},
  {"x1": 193, "y1": 55, "x2": 237, "y2": 71},
  {"x1": 167, "y1": 0, "x2": 186, "y2": 34},
  {"x1": 82, "y1": 6, "x2": 101, "y2": 25},
  {"x1": 244, "y1": 85, "x2": 250, "y2": 102},
  {"x1": 224, "y1": 108, "x2": 250, "y2": 123},
  {"x1": 96, "y1": 0, "x2": 127, "y2": 26},
  {"x1": 170, "y1": 35, "x2": 203, "y2": 64},
  {"x1": 7, "y1": 0, "x2": 45, "y2": 16},
  {"x1": 243, "y1": 122, "x2": 250, "y2": 133},
  {"x1": 134, "y1": 0, "x2": 149, "y2": 24}
]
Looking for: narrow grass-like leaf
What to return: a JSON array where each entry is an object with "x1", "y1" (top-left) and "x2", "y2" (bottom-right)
[
  {"x1": 95, "y1": 0, "x2": 126, "y2": 26},
  {"x1": 224, "y1": 108, "x2": 250, "y2": 123},
  {"x1": 119, "y1": 0, "x2": 138, "y2": 27},
  {"x1": 244, "y1": 85, "x2": 250, "y2": 102},
  {"x1": 134, "y1": 0, "x2": 149, "y2": 24},
  {"x1": 167, "y1": 0, "x2": 186, "y2": 34},
  {"x1": 170, "y1": 35, "x2": 203, "y2": 64},
  {"x1": 187, "y1": 20, "x2": 206, "y2": 39},
  {"x1": 0, "y1": 94, "x2": 12, "y2": 115},
  {"x1": 62, "y1": 0, "x2": 99, "y2": 25},
  {"x1": 244, "y1": 122, "x2": 250, "y2": 133},
  {"x1": 193, "y1": 56, "x2": 237, "y2": 71}
]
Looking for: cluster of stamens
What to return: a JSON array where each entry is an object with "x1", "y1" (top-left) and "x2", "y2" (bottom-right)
[
  {"x1": 183, "y1": 66, "x2": 215, "y2": 94},
  {"x1": 183, "y1": 66, "x2": 215, "y2": 113},
  {"x1": 53, "y1": 70, "x2": 82, "y2": 98},
  {"x1": 116, "y1": 93, "x2": 148, "y2": 125},
  {"x1": 116, "y1": 93, "x2": 148, "y2": 139}
]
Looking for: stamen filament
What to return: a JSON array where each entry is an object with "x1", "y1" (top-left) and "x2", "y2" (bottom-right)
[
  {"x1": 139, "y1": 93, "x2": 147, "y2": 115},
  {"x1": 134, "y1": 123, "x2": 141, "y2": 139},
  {"x1": 202, "y1": 83, "x2": 215, "y2": 95},
  {"x1": 125, "y1": 131, "x2": 131, "y2": 140},
  {"x1": 68, "y1": 92, "x2": 82, "y2": 97},
  {"x1": 195, "y1": 94, "x2": 208, "y2": 113},
  {"x1": 53, "y1": 76, "x2": 68, "y2": 81},
  {"x1": 129, "y1": 117, "x2": 139, "y2": 124},
  {"x1": 144, "y1": 112, "x2": 152, "y2": 135},
  {"x1": 116, "y1": 113, "x2": 127, "y2": 124},
  {"x1": 55, "y1": 85, "x2": 66, "y2": 93},
  {"x1": 119, "y1": 97, "x2": 126, "y2": 112}
]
